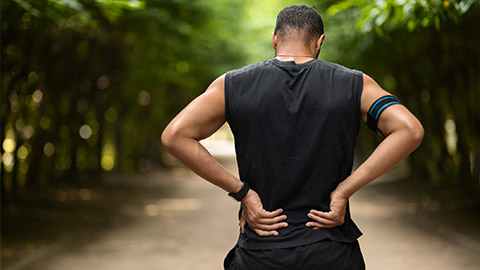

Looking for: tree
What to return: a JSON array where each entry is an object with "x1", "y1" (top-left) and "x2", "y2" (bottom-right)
[
  {"x1": 1, "y1": 0, "x2": 245, "y2": 198},
  {"x1": 322, "y1": 0, "x2": 480, "y2": 195}
]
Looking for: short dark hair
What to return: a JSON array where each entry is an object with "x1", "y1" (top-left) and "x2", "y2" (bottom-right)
[{"x1": 274, "y1": 5, "x2": 324, "y2": 43}]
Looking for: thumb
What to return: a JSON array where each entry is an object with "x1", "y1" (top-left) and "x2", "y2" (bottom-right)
[
  {"x1": 239, "y1": 217, "x2": 246, "y2": 233},
  {"x1": 239, "y1": 210, "x2": 246, "y2": 234}
]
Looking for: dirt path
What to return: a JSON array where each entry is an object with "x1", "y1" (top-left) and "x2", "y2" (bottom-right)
[{"x1": 4, "y1": 144, "x2": 480, "y2": 270}]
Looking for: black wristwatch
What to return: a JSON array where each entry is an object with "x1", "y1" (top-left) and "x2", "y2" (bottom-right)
[{"x1": 228, "y1": 182, "x2": 250, "y2": 202}]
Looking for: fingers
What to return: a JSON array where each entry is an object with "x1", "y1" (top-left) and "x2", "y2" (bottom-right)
[
  {"x1": 240, "y1": 189, "x2": 289, "y2": 237},
  {"x1": 261, "y1": 208, "x2": 284, "y2": 218},
  {"x1": 244, "y1": 208, "x2": 286, "y2": 225},
  {"x1": 306, "y1": 221, "x2": 337, "y2": 229},
  {"x1": 248, "y1": 209, "x2": 286, "y2": 222},
  {"x1": 306, "y1": 213, "x2": 338, "y2": 227},
  {"x1": 250, "y1": 219, "x2": 288, "y2": 237},
  {"x1": 253, "y1": 228, "x2": 280, "y2": 237},
  {"x1": 306, "y1": 191, "x2": 348, "y2": 230},
  {"x1": 258, "y1": 214, "x2": 287, "y2": 225},
  {"x1": 309, "y1": 209, "x2": 335, "y2": 219},
  {"x1": 306, "y1": 209, "x2": 345, "y2": 229},
  {"x1": 242, "y1": 208, "x2": 288, "y2": 237},
  {"x1": 250, "y1": 220, "x2": 288, "y2": 231},
  {"x1": 247, "y1": 215, "x2": 288, "y2": 233}
]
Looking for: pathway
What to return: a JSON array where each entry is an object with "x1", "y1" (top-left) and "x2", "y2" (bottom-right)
[{"x1": 5, "y1": 141, "x2": 480, "y2": 270}]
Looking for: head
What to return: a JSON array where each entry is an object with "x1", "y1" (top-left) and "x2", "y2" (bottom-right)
[{"x1": 273, "y1": 5, "x2": 325, "y2": 57}]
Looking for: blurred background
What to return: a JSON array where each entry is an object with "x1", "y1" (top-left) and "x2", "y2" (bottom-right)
[{"x1": 1, "y1": 0, "x2": 479, "y2": 269}]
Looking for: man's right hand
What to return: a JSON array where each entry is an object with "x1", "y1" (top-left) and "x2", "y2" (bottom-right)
[
  {"x1": 239, "y1": 189, "x2": 288, "y2": 237},
  {"x1": 306, "y1": 190, "x2": 348, "y2": 229}
]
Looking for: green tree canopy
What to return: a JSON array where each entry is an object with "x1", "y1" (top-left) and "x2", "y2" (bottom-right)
[
  {"x1": 323, "y1": 0, "x2": 480, "y2": 194},
  {"x1": 2, "y1": 0, "x2": 479, "y2": 200},
  {"x1": 1, "y1": 0, "x2": 245, "y2": 195}
]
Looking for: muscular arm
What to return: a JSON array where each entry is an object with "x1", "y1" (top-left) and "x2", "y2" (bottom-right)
[
  {"x1": 336, "y1": 74, "x2": 424, "y2": 197},
  {"x1": 307, "y1": 73, "x2": 424, "y2": 228},
  {"x1": 161, "y1": 75, "x2": 287, "y2": 236},
  {"x1": 161, "y1": 75, "x2": 241, "y2": 193}
]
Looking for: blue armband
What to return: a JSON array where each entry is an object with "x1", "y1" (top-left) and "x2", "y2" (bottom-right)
[{"x1": 366, "y1": 95, "x2": 401, "y2": 137}]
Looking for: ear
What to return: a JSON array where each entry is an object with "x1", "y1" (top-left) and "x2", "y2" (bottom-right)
[
  {"x1": 316, "y1": 34, "x2": 325, "y2": 51},
  {"x1": 272, "y1": 32, "x2": 277, "y2": 49}
]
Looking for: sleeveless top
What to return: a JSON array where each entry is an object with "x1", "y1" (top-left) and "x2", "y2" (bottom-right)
[{"x1": 225, "y1": 58, "x2": 363, "y2": 250}]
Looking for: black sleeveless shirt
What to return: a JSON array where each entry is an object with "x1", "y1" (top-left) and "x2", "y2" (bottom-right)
[{"x1": 225, "y1": 58, "x2": 363, "y2": 250}]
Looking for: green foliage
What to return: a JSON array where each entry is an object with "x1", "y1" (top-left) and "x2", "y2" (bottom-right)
[
  {"x1": 1, "y1": 0, "x2": 244, "y2": 195},
  {"x1": 321, "y1": 0, "x2": 480, "y2": 195},
  {"x1": 2, "y1": 0, "x2": 479, "y2": 199},
  {"x1": 328, "y1": 0, "x2": 477, "y2": 34}
]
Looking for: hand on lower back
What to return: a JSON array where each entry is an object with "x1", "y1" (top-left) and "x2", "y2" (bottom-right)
[
  {"x1": 239, "y1": 189, "x2": 288, "y2": 237},
  {"x1": 306, "y1": 191, "x2": 347, "y2": 229}
]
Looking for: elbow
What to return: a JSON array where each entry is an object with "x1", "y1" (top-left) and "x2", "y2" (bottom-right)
[
  {"x1": 408, "y1": 120, "x2": 424, "y2": 148},
  {"x1": 389, "y1": 117, "x2": 424, "y2": 149},
  {"x1": 161, "y1": 126, "x2": 177, "y2": 153}
]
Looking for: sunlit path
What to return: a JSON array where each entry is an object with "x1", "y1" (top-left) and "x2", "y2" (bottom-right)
[
  {"x1": 352, "y1": 183, "x2": 480, "y2": 270},
  {"x1": 4, "y1": 140, "x2": 477, "y2": 270},
  {"x1": 22, "y1": 160, "x2": 240, "y2": 270}
]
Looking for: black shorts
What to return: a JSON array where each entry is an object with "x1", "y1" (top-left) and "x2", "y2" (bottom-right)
[{"x1": 224, "y1": 239, "x2": 365, "y2": 270}]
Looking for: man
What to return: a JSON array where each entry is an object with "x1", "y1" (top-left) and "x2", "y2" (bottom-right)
[{"x1": 162, "y1": 5, "x2": 423, "y2": 269}]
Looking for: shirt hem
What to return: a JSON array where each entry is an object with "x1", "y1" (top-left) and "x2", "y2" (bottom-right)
[{"x1": 236, "y1": 232, "x2": 362, "y2": 251}]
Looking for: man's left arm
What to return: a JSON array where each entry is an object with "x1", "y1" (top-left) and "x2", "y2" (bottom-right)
[
  {"x1": 161, "y1": 75, "x2": 240, "y2": 192},
  {"x1": 161, "y1": 74, "x2": 288, "y2": 236}
]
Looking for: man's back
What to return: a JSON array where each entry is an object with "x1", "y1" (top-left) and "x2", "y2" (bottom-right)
[
  {"x1": 162, "y1": 5, "x2": 423, "y2": 269},
  {"x1": 226, "y1": 58, "x2": 363, "y2": 249}
]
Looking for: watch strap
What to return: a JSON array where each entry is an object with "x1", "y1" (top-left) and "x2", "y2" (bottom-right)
[{"x1": 228, "y1": 182, "x2": 250, "y2": 202}]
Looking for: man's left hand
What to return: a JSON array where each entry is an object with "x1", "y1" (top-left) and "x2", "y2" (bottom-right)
[
  {"x1": 240, "y1": 189, "x2": 288, "y2": 236},
  {"x1": 305, "y1": 191, "x2": 348, "y2": 229}
]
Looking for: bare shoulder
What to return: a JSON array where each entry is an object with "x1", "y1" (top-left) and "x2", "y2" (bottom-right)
[
  {"x1": 188, "y1": 73, "x2": 226, "y2": 118},
  {"x1": 205, "y1": 73, "x2": 226, "y2": 94},
  {"x1": 200, "y1": 74, "x2": 226, "y2": 114}
]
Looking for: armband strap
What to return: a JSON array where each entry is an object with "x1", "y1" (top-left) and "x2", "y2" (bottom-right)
[{"x1": 366, "y1": 95, "x2": 401, "y2": 137}]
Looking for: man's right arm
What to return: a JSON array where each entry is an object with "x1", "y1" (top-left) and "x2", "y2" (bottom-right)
[
  {"x1": 336, "y1": 74, "x2": 424, "y2": 195},
  {"x1": 306, "y1": 73, "x2": 424, "y2": 228}
]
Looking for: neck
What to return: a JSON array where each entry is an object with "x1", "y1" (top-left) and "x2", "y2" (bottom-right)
[{"x1": 275, "y1": 44, "x2": 317, "y2": 63}]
